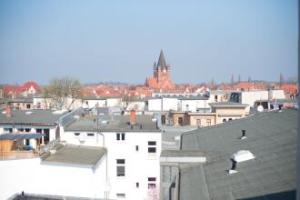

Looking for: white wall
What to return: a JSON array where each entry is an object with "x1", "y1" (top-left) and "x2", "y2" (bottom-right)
[
  {"x1": 104, "y1": 131, "x2": 161, "y2": 200},
  {"x1": 148, "y1": 99, "x2": 162, "y2": 112},
  {"x1": 126, "y1": 101, "x2": 146, "y2": 111},
  {"x1": 162, "y1": 98, "x2": 178, "y2": 111},
  {"x1": 83, "y1": 99, "x2": 106, "y2": 109},
  {"x1": 0, "y1": 157, "x2": 106, "y2": 200},
  {"x1": 61, "y1": 130, "x2": 162, "y2": 200},
  {"x1": 270, "y1": 90, "x2": 286, "y2": 99},
  {"x1": 106, "y1": 98, "x2": 123, "y2": 107},
  {"x1": 61, "y1": 131, "x2": 103, "y2": 147},
  {"x1": 180, "y1": 99, "x2": 210, "y2": 112}
]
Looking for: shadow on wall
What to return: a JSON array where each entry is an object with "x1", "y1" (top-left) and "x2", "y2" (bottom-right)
[{"x1": 238, "y1": 190, "x2": 295, "y2": 200}]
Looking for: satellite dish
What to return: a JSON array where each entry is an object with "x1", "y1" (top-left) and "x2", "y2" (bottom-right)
[{"x1": 257, "y1": 105, "x2": 264, "y2": 112}]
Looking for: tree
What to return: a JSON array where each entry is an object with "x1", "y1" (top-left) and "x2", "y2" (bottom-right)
[{"x1": 44, "y1": 77, "x2": 82, "y2": 110}]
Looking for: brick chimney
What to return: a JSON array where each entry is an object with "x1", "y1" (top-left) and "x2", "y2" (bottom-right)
[
  {"x1": 130, "y1": 109, "x2": 136, "y2": 125},
  {"x1": 5, "y1": 104, "x2": 12, "y2": 118}
]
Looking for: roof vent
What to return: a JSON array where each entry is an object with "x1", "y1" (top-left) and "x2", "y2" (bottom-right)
[
  {"x1": 25, "y1": 111, "x2": 33, "y2": 115},
  {"x1": 240, "y1": 130, "x2": 247, "y2": 140}
]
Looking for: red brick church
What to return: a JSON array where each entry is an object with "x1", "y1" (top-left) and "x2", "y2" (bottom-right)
[{"x1": 145, "y1": 50, "x2": 174, "y2": 90}]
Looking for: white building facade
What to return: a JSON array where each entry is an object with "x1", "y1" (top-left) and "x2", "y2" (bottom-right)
[{"x1": 62, "y1": 116, "x2": 162, "y2": 200}]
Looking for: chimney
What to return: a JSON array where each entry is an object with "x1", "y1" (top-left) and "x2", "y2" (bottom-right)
[
  {"x1": 5, "y1": 104, "x2": 12, "y2": 118},
  {"x1": 130, "y1": 109, "x2": 136, "y2": 125},
  {"x1": 240, "y1": 129, "x2": 247, "y2": 140}
]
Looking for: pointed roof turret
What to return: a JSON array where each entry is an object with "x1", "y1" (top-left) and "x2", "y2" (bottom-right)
[{"x1": 157, "y1": 50, "x2": 167, "y2": 68}]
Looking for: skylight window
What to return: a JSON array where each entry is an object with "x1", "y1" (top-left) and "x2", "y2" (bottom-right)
[{"x1": 231, "y1": 150, "x2": 255, "y2": 163}]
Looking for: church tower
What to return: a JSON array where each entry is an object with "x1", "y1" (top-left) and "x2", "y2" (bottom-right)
[{"x1": 146, "y1": 50, "x2": 174, "y2": 90}]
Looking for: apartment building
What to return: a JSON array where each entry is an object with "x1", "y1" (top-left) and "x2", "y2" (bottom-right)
[{"x1": 61, "y1": 110, "x2": 162, "y2": 200}]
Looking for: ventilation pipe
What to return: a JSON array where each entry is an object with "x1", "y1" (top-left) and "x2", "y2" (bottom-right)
[
  {"x1": 240, "y1": 130, "x2": 247, "y2": 140},
  {"x1": 228, "y1": 158, "x2": 238, "y2": 174}
]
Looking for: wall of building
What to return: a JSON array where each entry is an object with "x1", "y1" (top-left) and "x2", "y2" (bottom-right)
[
  {"x1": 106, "y1": 98, "x2": 123, "y2": 107},
  {"x1": 61, "y1": 130, "x2": 161, "y2": 200},
  {"x1": 105, "y1": 131, "x2": 161, "y2": 200},
  {"x1": 33, "y1": 97, "x2": 52, "y2": 109},
  {"x1": 162, "y1": 98, "x2": 178, "y2": 112},
  {"x1": 148, "y1": 99, "x2": 162, "y2": 112},
  {"x1": 179, "y1": 99, "x2": 210, "y2": 112},
  {"x1": 0, "y1": 157, "x2": 106, "y2": 200},
  {"x1": 215, "y1": 107, "x2": 246, "y2": 124},
  {"x1": 189, "y1": 114, "x2": 216, "y2": 127},
  {"x1": 83, "y1": 99, "x2": 106, "y2": 109},
  {"x1": 61, "y1": 131, "x2": 103, "y2": 147}
]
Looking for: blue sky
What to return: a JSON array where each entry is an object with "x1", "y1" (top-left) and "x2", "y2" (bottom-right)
[{"x1": 0, "y1": 0, "x2": 297, "y2": 85}]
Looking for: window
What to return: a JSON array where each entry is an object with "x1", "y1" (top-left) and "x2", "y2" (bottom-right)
[
  {"x1": 25, "y1": 128, "x2": 31, "y2": 132},
  {"x1": 4, "y1": 128, "x2": 13, "y2": 133},
  {"x1": 18, "y1": 128, "x2": 24, "y2": 132},
  {"x1": 87, "y1": 133, "x2": 94, "y2": 137},
  {"x1": 74, "y1": 132, "x2": 80, "y2": 136},
  {"x1": 136, "y1": 182, "x2": 139, "y2": 188},
  {"x1": 116, "y1": 193, "x2": 126, "y2": 198},
  {"x1": 206, "y1": 119, "x2": 211, "y2": 126},
  {"x1": 116, "y1": 133, "x2": 125, "y2": 141},
  {"x1": 223, "y1": 118, "x2": 227, "y2": 123},
  {"x1": 135, "y1": 145, "x2": 139, "y2": 151},
  {"x1": 116, "y1": 159, "x2": 125, "y2": 177},
  {"x1": 148, "y1": 177, "x2": 156, "y2": 189},
  {"x1": 148, "y1": 141, "x2": 157, "y2": 153},
  {"x1": 26, "y1": 104, "x2": 31, "y2": 109},
  {"x1": 197, "y1": 119, "x2": 201, "y2": 127}
]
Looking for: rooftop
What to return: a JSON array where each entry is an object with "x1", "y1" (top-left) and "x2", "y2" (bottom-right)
[
  {"x1": 65, "y1": 115, "x2": 160, "y2": 132},
  {"x1": 209, "y1": 102, "x2": 248, "y2": 108},
  {"x1": 0, "y1": 109, "x2": 68, "y2": 126},
  {"x1": 42, "y1": 145, "x2": 106, "y2": 168},
  {"x1": 180, "y1": 109, "x2": 297, "y2": 200}
]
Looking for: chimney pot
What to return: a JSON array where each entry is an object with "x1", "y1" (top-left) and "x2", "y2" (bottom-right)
[
  {"x1": 130, "y1": 109, "x2": 136, "y2": 125},
  {"x1": 5, "y1": 104, "x2": 12, "y2": 118}
]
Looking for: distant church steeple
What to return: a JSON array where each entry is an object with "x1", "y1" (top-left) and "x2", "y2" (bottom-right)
[{"x1": 157, "y1": 49, "x2": 168, "y2": 69}]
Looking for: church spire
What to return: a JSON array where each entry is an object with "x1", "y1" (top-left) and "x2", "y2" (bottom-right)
[{"x1": 157, "y1": 49, "x2": 167, "y2": 69}]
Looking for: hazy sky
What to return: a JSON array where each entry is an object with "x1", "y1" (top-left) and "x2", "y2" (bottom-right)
[{"x1": 0, "y1": 0, "x2": 297, "y2": 85}]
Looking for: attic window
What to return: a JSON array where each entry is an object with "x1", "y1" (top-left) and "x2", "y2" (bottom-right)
[{"x1": 74, "y1": 132, "x2": 80, "y2": 136}]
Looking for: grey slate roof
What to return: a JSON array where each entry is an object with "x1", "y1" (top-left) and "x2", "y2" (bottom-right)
[
  {"x1": 42, "y1": 145, "x2": 106, "y2": 168},
  {"x1": 161, "y1": 150, "x2": 205, "y2": 157},
  {"x1": 0, "y1": 133, "x2": 44, "y2": 140},
  {"x1": 0, "y1": 110, "x2": 68, "y2": 126},
  {"x1": 180, "y1": 109, "x2": 297, "y2": 200},
  {"x1": 65, "y1": 115, "x2": 160, "y2": 132}
]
